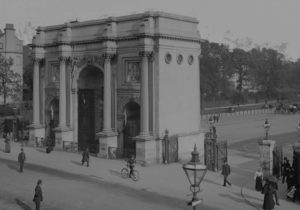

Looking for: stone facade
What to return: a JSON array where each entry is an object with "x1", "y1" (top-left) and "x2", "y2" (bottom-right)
[{"x1": 29, "y1": 11, "x2": 204, "y2": 165}]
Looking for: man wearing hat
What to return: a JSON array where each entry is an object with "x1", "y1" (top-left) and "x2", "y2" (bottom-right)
[
  {"x1": 18, "y1": 148, "x2": 26, "y2": 173},
  {"x1": 33, "y1": 179, "x2": 43, "y2": 210}
]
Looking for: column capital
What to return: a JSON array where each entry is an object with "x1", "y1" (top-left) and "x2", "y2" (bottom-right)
[
  {"x1": 102, "y1": 53, "x2": 115, "y2": 61},
  {"x1": 139, "y1": 50, "x2": 153, "y2": 58},
  {"x1": 58, "y1": 56, "x2": 70, "y2": 63},
  {"x1": 33, "y1": 57, "x2": 44, "y2": 64}
]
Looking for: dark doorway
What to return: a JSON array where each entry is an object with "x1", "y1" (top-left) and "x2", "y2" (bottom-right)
[
  {"x1": 46, "y1": 98, "x2": 59, "y2": 147},
  {"x1": 78, "y1": 65, "x2": 103, "y2": 153},
  {"x1": 123, "y1": 101, "x2": 140, "y2": 158}
]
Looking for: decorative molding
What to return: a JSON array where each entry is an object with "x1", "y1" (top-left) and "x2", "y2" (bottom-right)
[
  {"x1": 165, "y1": 53, "x2": 172, "y2": 64},
  {"x1": 177, "y1": 54, "x2": 183, "y2": 65},
  {"x1": 188, "y1": 55, "x2": 194, "y2": 65},
  {"x1": 58, "y1": 56, "x2": 71, "y2": 63},
  {"x1": 139, "y1": 50, "x2": 153, "y2": 58},
  {"x1": 75, "y1": 54, "x2": 104, "y2": 68},
  {"x1": 103, "y1": 53, "x2": 115, "y2": 61},
  {"x1": 30, "y1": 33, "x2": 201, "y2": 48},
  {"x1": 33, "y1": 57, "x2": 44, "y2": 64}
]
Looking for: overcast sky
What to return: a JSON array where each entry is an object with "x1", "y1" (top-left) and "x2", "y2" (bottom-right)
[{"x1": 1, "y1": 0, "x2": 300, "y2": 60}]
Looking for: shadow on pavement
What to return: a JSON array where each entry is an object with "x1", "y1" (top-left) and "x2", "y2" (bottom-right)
[
  {"x1": 7, "y1": 163, "x2": 19, "y2": 172},
  {"x1": 36, "y1": 148, "x2": 46, "y2": 153},
  {"x1": 70, "y1": 160, "x2": 83, "y2": 166},
  {"x1": 109, "y1": 169, "x2": 123, "y2": 178},
  {"x1": 15, "y1": 198, "x2": 31, "y2": 210}
]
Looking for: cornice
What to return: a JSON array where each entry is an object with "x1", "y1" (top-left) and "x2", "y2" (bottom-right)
[
  {"x1": 40, "y1": 11, "x2": 198, "y2": 32},
  {"x1": 30, "y1": 33, "x2": 200, "y2": 49}
]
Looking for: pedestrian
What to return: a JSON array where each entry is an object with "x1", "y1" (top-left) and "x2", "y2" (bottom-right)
[
  {"x1": 33, "y1": 179, "x2": 43, "y2": 210},
  {"x1": 81, "y1": 148, "x2": 89, "y2": 167},
  {"x1": 254, "y1": 167, "x2": 263, "y2": 191},
  {"x1": 127, "y1": 155, "x2": 136, "y2": 178},
  {"x1": 4, "y1": 134, "x2": 11, "y2": 153},
  {"x1": 18, "y1": 148, "x2": 26, "y2": 172},
  {"x1": 281, "y1": 157, "x2": 291, "y2": 184},
  {"x1": 262, "y1": 179, "x2": 275, "y2": 210},
  {"x1": 221, "y1": 159, "x2": 231, "y2": 187}
]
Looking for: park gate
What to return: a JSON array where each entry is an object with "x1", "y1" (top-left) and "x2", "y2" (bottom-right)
[
  {"x1": 204, "y1": 134, "x2": 227, "y2": 171},
  {"x1": 273, "y1": 145, "x2": 283, "y2": 178}
]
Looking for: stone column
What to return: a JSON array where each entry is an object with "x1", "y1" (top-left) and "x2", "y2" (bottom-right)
[
  {"x1": 102, "y1": 53, "x2": 114, "y2": 133},
  {"x1": 139, "y1": 51, "x2": 152, "y2": 137},
  {"x1": 58, "y1": 56, "x2": 67, "y2": 128},
  {"x1": 72, "y1": 89, "x2": 78, "y2": 142},
  {"x1": 258, "y1": 140, "x2": 276, "y2": 177},
  {"x1": 33, "y1": 58, "x2": 41, "y2": 125}
]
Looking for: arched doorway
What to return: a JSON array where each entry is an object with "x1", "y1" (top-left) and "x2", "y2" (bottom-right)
[
  {"x1": 46, "y1": 98, "x2": 59, "y2": 147},
  {"x1": 123, "y1": 101, "x2": 140, "y2": 158},
  {"x1": 78, "y1": 65, "x2": 103, "y2": 153}
]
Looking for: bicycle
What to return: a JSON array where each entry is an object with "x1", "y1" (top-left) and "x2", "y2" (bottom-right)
[{"x1": 121, "y1": 164, "x2": 140, "y2": 181}]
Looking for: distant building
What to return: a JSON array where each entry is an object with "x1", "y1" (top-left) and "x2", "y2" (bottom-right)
[
  {"x1": 29, "y1": 11, "x2": 203, "y2": 165},
  {"x1": 0, "y1": 24, "x2": 23, "y2": 103}
]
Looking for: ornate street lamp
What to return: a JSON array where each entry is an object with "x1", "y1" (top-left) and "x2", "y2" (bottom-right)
[
  {"x1": 183, "y1": 145, "x2": 207, "y2": 209},
  {"x1": 208, "y1": 116, "x2": 214, "y2": 136},
  {"x1": 263, "y1": 119, "x2": 271, "y2": 140}
]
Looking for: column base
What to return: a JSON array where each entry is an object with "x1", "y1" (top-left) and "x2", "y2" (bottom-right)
[
  {"x1": 97, "y1": 131, "x2": 118, "y2": 159},
  {"x1": 258, "y1": 140, "x2": 276, "y2": 177},
  {"x1": 133, "y1": 135, "x2": 158, "y2": 166},
  {"x1": 54, "y1": 127, "x2": 73, "y2": 151},
  {"x1": 28, "y1": 124, "x2": 45, "y2": 146}
]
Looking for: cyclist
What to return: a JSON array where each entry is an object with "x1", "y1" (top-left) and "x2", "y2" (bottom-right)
[{"x1": 127, "y1": 155, "x2": 136, "y2": 178}]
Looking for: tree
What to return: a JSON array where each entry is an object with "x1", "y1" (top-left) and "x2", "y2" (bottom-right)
[
  {"x1": 231, "y1": 48, "x2": 250, "y2": 93},
  {"x1": 0, "y1": 54, "x2": 22, "y2": 104}
]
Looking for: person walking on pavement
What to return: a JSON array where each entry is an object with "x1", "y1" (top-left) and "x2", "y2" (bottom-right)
[
  {"x1": 262, "y1": 179, "x2": 275, "y2": 210},
  {"x1": 18, "y1": 148, "x2": 26, "y2": 172},
  {"x1": 282, "y1": 157, "x2": 291, "y2": 184},
  {"x1": 81, "y1": 148, "x2": 89, "y2": 167},
  {"x1": 254, "y1": 167, "x2": 263, "y2": 191},
  {"x1": 221, "y1": 160, "x2": 231, "y2": 187},
  {"x1": 33, "y1": 179, "x2": 43, "y2": 210}
]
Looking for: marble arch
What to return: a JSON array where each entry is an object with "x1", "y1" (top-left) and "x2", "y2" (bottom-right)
[{"x1": 29, "y1": 11, "x2": 203, "y2": 165}]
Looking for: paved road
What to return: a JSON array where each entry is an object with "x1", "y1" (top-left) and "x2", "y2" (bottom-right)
[
  {"x1": 201, "y1": 113, "x2": 300, "y2": 144},
  {"x1": 0, "y1": 158, "x2": 190, "y2": 210}
]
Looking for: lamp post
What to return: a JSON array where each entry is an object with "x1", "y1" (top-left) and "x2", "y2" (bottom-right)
[
  {"x1": 208, "y1": 116, "x2": 214, "y2": 136},
  {"x1": 182, "y1": 145, "x2": 207, "y2": 209},
  {"x1": 263, "y1": 119, "x2": 271, "y2": 140}
]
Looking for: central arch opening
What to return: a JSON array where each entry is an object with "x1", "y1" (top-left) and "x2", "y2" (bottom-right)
[{"x1": 78, "y1": 65, "x2": 103, "y2": 153}]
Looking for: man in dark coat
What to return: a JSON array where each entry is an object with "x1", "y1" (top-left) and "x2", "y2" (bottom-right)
[
  {"x1": 221, "y1": 160, "x2": 231, "y2": 187},
  {"x1": 81, "y1": 148, "x2": 89, "y2": 167},
  {"x1": 282, "y1": 157, "x2": 291, "y2": 184},
  {"x1": 33, "y1": 179, "x2": 43, "y2": 210},
  {"x1": 18, "y1": 148, "x2": 26, "y2": 172}
]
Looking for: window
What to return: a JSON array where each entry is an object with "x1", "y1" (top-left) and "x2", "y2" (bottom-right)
[{"x1": 0, "y1": 42, "x2": 3, "y2": 49}]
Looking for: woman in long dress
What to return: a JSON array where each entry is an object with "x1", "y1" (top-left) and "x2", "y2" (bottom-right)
[
  {"x1": 254, "y1": 167, "x2": 263, "y2": 191},
  {"x1": 262, "y1": 179, "x2": 275, "y2": 210}
]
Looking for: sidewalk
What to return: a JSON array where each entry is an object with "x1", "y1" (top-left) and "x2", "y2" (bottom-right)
[{"x1": 1, "y1": 141, "x2": 298, "y2": 210}]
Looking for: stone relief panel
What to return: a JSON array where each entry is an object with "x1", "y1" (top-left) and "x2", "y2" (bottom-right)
[{"x1": 49, "y1": 63, "x2": 60, "y2": 83}]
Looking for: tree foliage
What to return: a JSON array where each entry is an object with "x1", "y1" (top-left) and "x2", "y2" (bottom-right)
[
  {"x1": 0, "y1": 54, "x2": 22, "y2": 104},
  {"x1": 200, "y1": 40, "x2": 300, "y2": 106}
]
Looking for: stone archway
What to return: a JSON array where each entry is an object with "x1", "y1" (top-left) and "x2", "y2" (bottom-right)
[
  {"x1": 122, "y1": 101, "x2": 140, "y2": 158},
  {"x1": 78, "y1": 65, "x2": 103, "y2": 153},
  {"x1": 45, "y1": 98, "x2": 59, "y2": 147}
]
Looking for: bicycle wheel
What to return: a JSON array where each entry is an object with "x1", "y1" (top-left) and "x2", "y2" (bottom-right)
[
  {"x1": 131, "y1": 170, "x2": 140, "y2": 181},
  {"x1": 121, "y1": 168, "x2": 129, "y2": 178}
]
